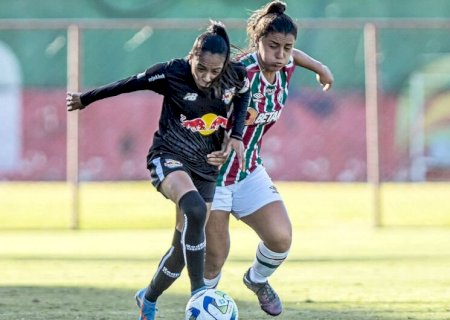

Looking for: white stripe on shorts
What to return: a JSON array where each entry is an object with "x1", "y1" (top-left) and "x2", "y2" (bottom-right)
[{"x1": 152, "y1": 157, "x2": 165, "y2": 181}]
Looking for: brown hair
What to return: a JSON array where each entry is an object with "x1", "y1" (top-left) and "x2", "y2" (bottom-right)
[{"x1": 246, "y1": 1, "x2": 298, "y2": 50}]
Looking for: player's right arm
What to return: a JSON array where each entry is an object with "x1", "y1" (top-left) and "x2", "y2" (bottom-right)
[
  {"x1": 66, "y1": 62, "x2": 168, "y2": 111},
  {"x1": 66, "y1": 92, "x2": 84, "y2": 111}
]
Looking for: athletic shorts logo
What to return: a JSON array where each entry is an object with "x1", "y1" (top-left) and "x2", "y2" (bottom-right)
[
  {"x1": 183, "y1": 93, "x2": 198, "y2": 101},
  {"x1": 269, "y1": 185, "x2": 279, "y2": 194},
  {"x1": 164, "y1": 159, "x2": 183, "y2": 168}
]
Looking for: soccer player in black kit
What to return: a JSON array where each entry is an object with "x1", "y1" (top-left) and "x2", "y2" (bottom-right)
[{"x1": 66, "y1": 21, "x2": 250, "y2": 320}]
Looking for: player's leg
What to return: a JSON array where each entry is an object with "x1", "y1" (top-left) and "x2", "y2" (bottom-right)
[
  {"x1": 142, "y1": 207, "x2": 186, "y2": 303},
  {"x1": 159, "y1": 170, "x2": 208, "y2": 295},
  {"x1": 137, "y1": 169, "x2": 200, "y2": 320},
  {"x1": 136, "y1": 156, "x2": 208, "y2": 320},
  {"x1": 204, "y1": 209, "x2": 231, "y2": 288},
  {"x1": 232, "y1": 166, "x2": 291, "y2": 316},
  {"x1": 240, "y1": 201, "x2": 291, "y2": 316},
  {"x1": 241, "y1": 200, "x2": 292, "y2": 281},
  {"x1": 204, "y1": 184, "x2": 234, "y2": 288},
  {"x1": 135, "y1": 226, "x2": 184, "y2": 317}
]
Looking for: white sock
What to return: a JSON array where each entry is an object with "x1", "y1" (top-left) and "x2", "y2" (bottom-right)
[
  {"x1": 204, "y1": 272, "x2": 221, "y2": 289},
  {"x1": 249, "y1": 242, "x2": 289, "y2": 283}
]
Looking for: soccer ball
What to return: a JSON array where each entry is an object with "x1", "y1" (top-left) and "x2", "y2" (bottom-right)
[{"x1": 185, "y1": 288, "x2": 239, "y2": 320}]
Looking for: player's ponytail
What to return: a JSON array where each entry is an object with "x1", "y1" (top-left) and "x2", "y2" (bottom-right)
[
  {"x1": 208, "y1": 21, "x2": 231, "y2": 64},
  {"x1": 246, "y1": 0, "x2": 297, "y2": 50},
  {"x1": 189, "y1": 21, "x2": 242, "y2": 98},
  {"x1": 191, "y1": 20, "x2": 230, "y2": 63}
]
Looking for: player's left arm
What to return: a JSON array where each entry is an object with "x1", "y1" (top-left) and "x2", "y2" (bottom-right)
[
  {"x1": 226, "y1": 64, "x2": 251, "y2": 171},
  {"x1": 292, "y1": 48, "x2": 334, "y2": 91}
]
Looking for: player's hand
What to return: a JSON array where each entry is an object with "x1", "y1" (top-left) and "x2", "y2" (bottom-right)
[
  {"x1": 224, "y1": 138, "x2": 245, "y2": 171},
  {"x1": 207, "y1": 133, "x2": 231, "y2": 167},
  {"x1": 66, "y1": 92, "x2": 85, "y2": 111},
  {"x1": 207, "y1": 150, "x2": 228, "y2": 167},
  {"x1": 316, "y1": 65, "x2": 334, "y2": 91}
]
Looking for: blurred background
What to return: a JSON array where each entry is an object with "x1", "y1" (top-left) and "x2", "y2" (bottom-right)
[{"x1": 0, "y1": 0, "x2": 449, "y2": 229}]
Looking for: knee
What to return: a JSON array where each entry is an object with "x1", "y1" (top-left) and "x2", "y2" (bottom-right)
[
  {"x1": 179, "y1": 191, "x2": 207, "y2": 226},
  {"x1": 267, "y1": 232, "x2": 292, "y2": 253},
  {"x1": 280, "y1": 234, "x2": 292, "y2": 252}
]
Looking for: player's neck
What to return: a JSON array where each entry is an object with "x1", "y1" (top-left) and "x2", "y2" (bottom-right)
[{"x1": 262, "y1": 70, "x2": 276, "y2": 84}]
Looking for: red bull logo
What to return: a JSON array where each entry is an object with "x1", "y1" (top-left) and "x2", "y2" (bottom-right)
[{"x1": 180, "y1": 113, "x2": 228, "y2": 136}]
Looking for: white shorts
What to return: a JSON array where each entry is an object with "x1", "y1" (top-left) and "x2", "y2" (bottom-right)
[{"x1": 211, "y1": 166, "x2": 283, "y2": 219}]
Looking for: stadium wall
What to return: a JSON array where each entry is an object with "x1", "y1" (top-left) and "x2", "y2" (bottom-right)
[{"x1": 1, "y1": 88, "x2": 405, "y2": 182}]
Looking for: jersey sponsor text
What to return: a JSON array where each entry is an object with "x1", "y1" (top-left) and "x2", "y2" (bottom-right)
[{"x1": 147, "y1": 73, "x2": 165, "y2": 82}]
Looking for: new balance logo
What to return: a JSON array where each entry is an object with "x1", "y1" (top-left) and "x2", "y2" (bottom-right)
[{"x1": 183, "y1": 93, "x2": 198, "y2": 101}]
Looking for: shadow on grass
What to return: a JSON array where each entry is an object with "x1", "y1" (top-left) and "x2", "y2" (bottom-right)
[{"x1": 1, "y1": 286, "x2": 443, "y2": 320}]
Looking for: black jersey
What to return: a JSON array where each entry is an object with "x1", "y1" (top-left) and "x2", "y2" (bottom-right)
[{"x1": 80, "y1": 58, "x2": 250, "y2": 180}]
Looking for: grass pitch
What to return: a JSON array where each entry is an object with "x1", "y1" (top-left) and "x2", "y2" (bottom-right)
[
  {"x1": 1, "y1": 182, "x2": 450, "y2": 319},
  {"x1": 1, "y1": 227, "x2": 450, "y2": 319},
  {"x1": 1, "y1": 181, "x2": 449, "y2": 229}
]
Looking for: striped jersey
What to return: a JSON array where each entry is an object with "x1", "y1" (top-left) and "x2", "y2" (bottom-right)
[{"x1": 217, "y1": 52, "x2": 296, "y2": 186}]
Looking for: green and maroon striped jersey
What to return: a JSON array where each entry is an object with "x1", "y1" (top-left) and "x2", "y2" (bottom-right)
[{"x1": 217, "y1": 52, "x2": 296, "y2": 186}]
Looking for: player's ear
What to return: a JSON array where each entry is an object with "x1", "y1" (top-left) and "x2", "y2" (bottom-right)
[{"x1": 187, "y1": 51, "x2": 193, "y2": 63}]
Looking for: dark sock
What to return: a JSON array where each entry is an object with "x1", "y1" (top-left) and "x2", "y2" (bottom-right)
[
  {"x1": 145, "y1": 229, "x2": 184, "y2": 302},
  {"x1": 178, "y1": 190, "x2": 207, "y2": 293}
]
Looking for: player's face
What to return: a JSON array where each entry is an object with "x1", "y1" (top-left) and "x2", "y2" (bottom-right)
[
  {"x1": 257, "y1": 32, "x2": 296, "y2": 72},
  {"x1": 190, "y1": 52, "x2": 226, "y2": 89}
]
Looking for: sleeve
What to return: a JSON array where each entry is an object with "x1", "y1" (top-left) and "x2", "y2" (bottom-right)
[
  {"x1": 80, "y1": 62, "x2": 168, "y2": 107},
  {"x1": 229, "y1": 64, "x2": 251, "y2": 140}
]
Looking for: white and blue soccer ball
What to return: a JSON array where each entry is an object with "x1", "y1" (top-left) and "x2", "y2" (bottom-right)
[{"x1": 185, "y1": 288, "x2": 238, "y2": 320}]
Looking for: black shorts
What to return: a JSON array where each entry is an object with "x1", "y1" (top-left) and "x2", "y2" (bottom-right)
[{"x1": 147, "y1": 153, "x2": 217, "y2": 202}]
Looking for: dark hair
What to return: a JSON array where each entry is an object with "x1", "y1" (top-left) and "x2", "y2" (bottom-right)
[
  {"x1": 189, "y1": 21, "x2": 242, "y2": 98},
  {"x1": 247, "y1": 1, "x2": 298, "y2": 50}
]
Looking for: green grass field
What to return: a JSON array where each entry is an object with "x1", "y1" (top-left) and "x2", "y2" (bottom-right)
[
  {"x1": 1, "y1": 181, "x2": 450, "y2": 229},
  {"x1": 1, "y1": 182, "x2": 450, "y2": 319}
]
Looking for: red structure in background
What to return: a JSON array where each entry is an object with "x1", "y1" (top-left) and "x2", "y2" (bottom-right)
[{"x1": 1, "y1": 89, "x2": 407, "y2": 182}]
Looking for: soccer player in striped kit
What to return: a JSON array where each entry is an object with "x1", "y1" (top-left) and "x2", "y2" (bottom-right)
[
  {"x1": 203, "y1": 1, "x2": 334, "y2": 316},
  {"x1": 66, "y1": 21, "x2": 250, "y2": 320}
]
